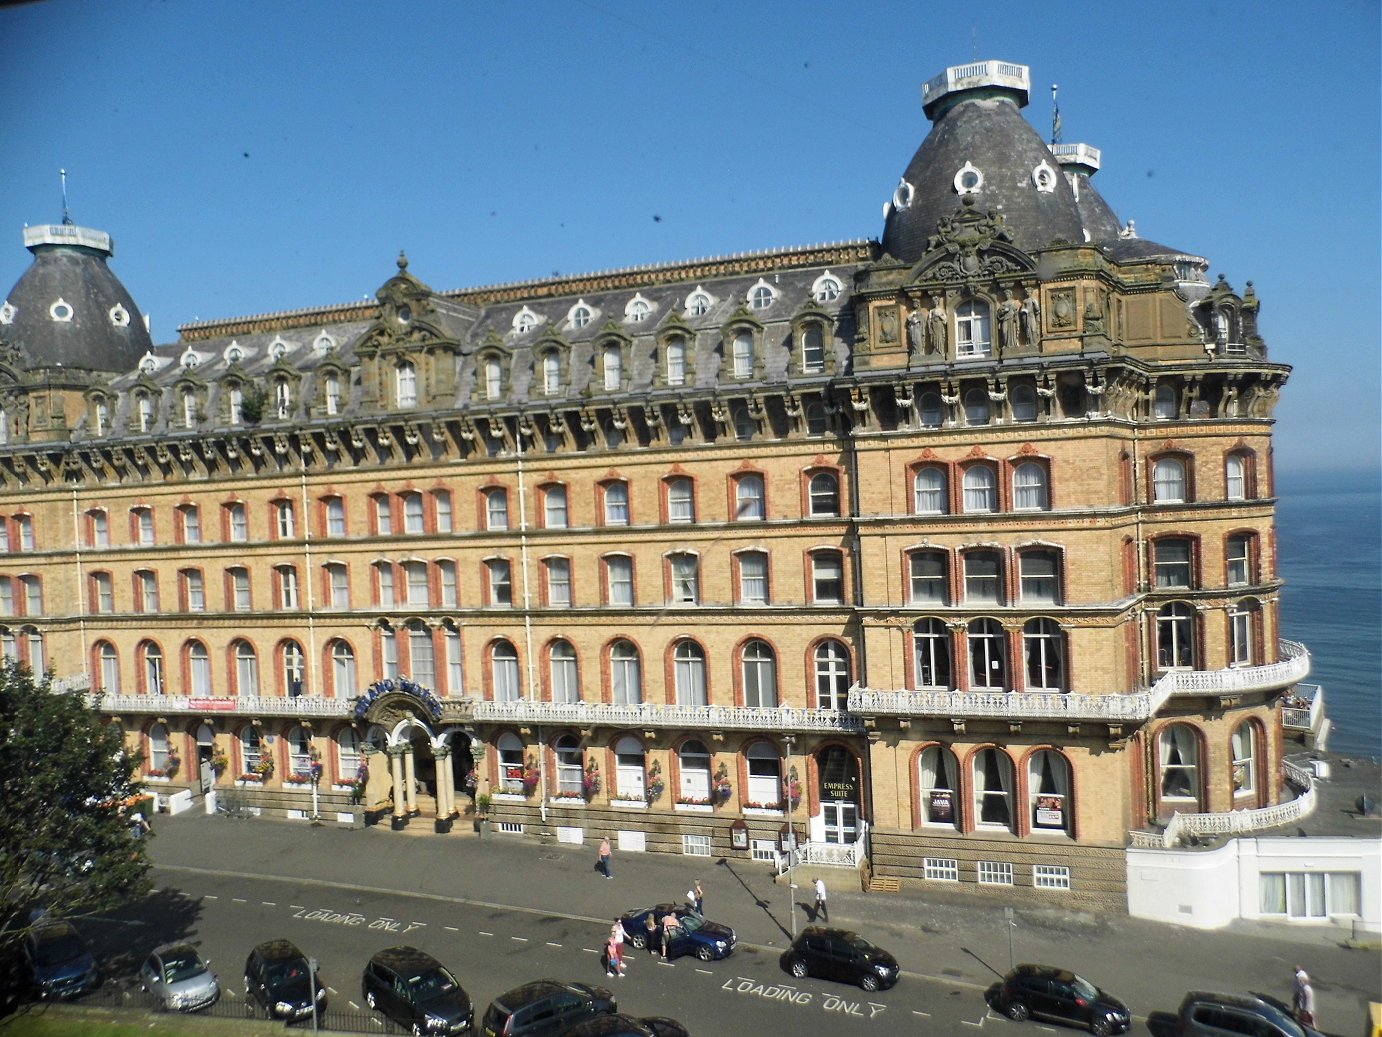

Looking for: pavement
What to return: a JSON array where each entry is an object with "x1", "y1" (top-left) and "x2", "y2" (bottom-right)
[{"x1": 138, "y1": 787, "x2": 1382, "y2": 1037}]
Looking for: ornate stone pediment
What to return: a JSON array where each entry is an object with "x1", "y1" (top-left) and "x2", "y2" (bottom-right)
[{"x1": 910, "y1": 197, "x2": 1035, "y2": 284}]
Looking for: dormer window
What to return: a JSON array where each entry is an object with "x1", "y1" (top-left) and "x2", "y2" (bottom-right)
[
  {"x1": 512, "y1": 307, "x2": 539, "y2": 334},
  {"x1": 324, "y1": 373, "x2": 341, "y2": 415},
  {"x1": 748, "y1": 280, "x2": 777, "y2": 311},
  {"x1": 136, "y1": 394, "x2": 154, "y2": 433},
  {"x1": 275, "y1": 380, "x2": 292, "y2": 419},
  {"x1": 602, "y1": 343, "x2": 624, "y2": 391},
  {"x1": 269, "y1": 336, "x2": 291, "y2": 361},
  {"x1": 93, "y1": 399, "x2": 109, "y2": 435},
  {"x1": 540, "y1": 351, "x2": 562, "y2": 395},
  {"x1": 108, "y1": 303, "x2": 130, "y2": 327},
  {"x1": 955, "y1": 301, "x2": 992, "y2": 357},
  {"x1": 625, "y1": 295, "x2": 653, "y2": 323},
  {"x1": 0, "y1": 302, "x2": 14, "y2": 325},
  {"x1": 731, "y1": 330, "x2": 755, "y2": 378},
  {"x1": 182, "y1": 389, "x2": 198, "y2": 429},
  {"x1": 179, "y1": 347, "x2": 201, "y2": 368},
  {"x1": 812, "y1": 272, "x2": 842, "y2": 303},
  {"x1": 225, "y1": 342, "x2": 244, "y2": 364},
  {"x1": 685, "y1": 288, "x2": 714, "y2": 317},
  {"x1": 395, "y1": 361, "x2": 418, "y2": 408},
  {"x1": 314, "y1": 331, "x2": 336, "y2": 355},
  {"x1": 138, "y1": 352, "x2": 158, "y2": 375},
  {"x1": 49, "y1": 298, "x2": 73, "y2": 322},
  {"x1": 954, "y1": 160, "x2": 984, "y2": 194},
  {"x1": 664, "y1": 336, "x2": 687, "y2": 386},
  {"x1": 484, "y1": 356, "x2": 503, "y2": 400},
  {"x1": 1031, "y1": 160, "x2": 1057, "y2": 193},
  {"x1": 568, "y1": 302, "x2": 593, "y2": 330}
]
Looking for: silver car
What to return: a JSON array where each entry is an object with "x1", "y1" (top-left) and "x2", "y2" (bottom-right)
[{"x1": 140, "y1": 942, "x2": 220, "y2": 1012}]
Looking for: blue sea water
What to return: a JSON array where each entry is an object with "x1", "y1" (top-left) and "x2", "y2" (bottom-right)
[{"x1": 1275, "y1": 470, "x2": 1382, "y2": 760}]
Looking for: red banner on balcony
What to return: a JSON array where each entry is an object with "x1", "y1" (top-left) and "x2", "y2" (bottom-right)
[{"x1": 188, "y1": 698, "x2": 238, "y2": 712}]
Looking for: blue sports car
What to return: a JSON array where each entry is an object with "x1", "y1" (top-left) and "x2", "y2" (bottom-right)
[{"x1": 618, "y1": 904, "x2": 736, "y2": 962}]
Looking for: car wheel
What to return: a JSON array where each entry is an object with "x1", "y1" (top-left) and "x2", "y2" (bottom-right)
[
  {"x1": 1005, "y1": 1000, "x2": 1029, "y2": 1022},
  {"x1": 696, "y1": 944, "x2": 716, "y2": 962},
  {"x1": 860, "y1": 973, "x2": 880, "y2": 993},
  {"x1": 788, "y1": 958, "x2": 808, "y2": 979},
  {"x1": 630, "y1": 933, "x2": 647, "y2": 950},
  {"x1": 1090, "y1": 1018, "x2": 1112, "y2": 1037},
  {"x1": 365, "y1": 990, "x2": 377, "y2": 1010}
]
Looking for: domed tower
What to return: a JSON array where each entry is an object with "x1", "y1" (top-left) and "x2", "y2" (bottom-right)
[{"x1": 0, "y1": 220, "x2": 152, "y2": 442}]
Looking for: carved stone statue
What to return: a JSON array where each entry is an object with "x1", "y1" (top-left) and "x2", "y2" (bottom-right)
[
  {"x1": 1020, "y1": 289, "x2": 1041, "y2": 344},
  {"x1": 906, "y1": 310, "x2": 924, "y2": 353},
  {"x1": 997, "y1": 290, "x2": 1020, "y2": 353},
  {"x1": 927, "y1": 302, "x2": 948, "y2": 354}
]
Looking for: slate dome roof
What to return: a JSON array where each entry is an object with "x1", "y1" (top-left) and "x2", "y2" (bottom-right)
[
  {"x1": 0, "y1": 222, "x2": 153, "y2": 373},
  {"x1": 881, "y1": 61, "x2": 1114, "y2": 264}
]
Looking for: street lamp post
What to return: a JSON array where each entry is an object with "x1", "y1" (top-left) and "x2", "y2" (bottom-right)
[{"x1": 784, "y1": 734, "x2": 797, "y2": 937}]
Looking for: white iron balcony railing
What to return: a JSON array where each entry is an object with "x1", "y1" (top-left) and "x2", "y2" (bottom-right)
[
  {"x1": 1129, "y1": 760, "x2": 1317, "y2": 849},
  {"x1": 849, "y1": 641, "x2": 1310, "y2": 723},
  {"x1": 470, "y1": 700, "x2": 865, "y2": 734},
  {"x1": 1280, "y1": 683, "x2": 1324, "y2": 732}
]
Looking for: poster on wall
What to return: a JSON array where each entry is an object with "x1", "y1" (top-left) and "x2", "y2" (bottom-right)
[
  {"x1": 928, "y1": 789, "x2": 953, "y2": 823},
  {"x1": 1035, "y1": 795, "x2": 1064, "y2": 828}
]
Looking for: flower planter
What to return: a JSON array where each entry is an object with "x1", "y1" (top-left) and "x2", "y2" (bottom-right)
[
  {"x1": 675, "y1": 802, "x2": 713, "y2": 813},
  {"x1": 610, "y1": 799, "x2": 647, "y2": 810},
  {"x1": 743, "y1": 807, "x2": 784, "y2": 817}
]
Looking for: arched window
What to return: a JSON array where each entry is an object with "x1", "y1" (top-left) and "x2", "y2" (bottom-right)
[
  {"x1": 913, "y1": 466, "x2": 948, "y2": 515},
  {"x1": 141, "y1": 641, "x2": 165, "y2": 695},
  {"x1": 918, "y1": 745, "x2": 960, "y2": 828},
  {"x1": 1156, "y1": 603, "x2": 1196, "y2": 670},
  {"x1": 335, "y1": 728, "x2": 362, "y2": 784},
  {"x1": 331, "y1": 640, "x2": 357, "y2": 698},
  {"x1": 484, "y1": 357, "x2": 503, "y2": 399},
  {"x1": 1152, "y1": 457, "x2": 1188, "y2": 503},
  {"x1": 550, "y1": 640, "x2": 580, "y2": 703},
  {"x1": 395, "y1": 362, "x2": 417, "y2": 408},
  {"x1": 963, "y1": 550, "x2": 1003, "y2": 604},
  {"x1": 962, "y1": 465, "x2": 998, "y2": 512},
  {"x1": 801, "y1": 326, "x2": 826, "y2": 373},
  {"x1": 541, "y1": 352, "x2": 561, "y2": 395},
  {"x1": 1153, "y1": 538, "x2": 1194, "y2": 589},
  {"x1": 1231, "y1": 722, "x2": 1256, "y2": 798},
  {"x1": 963, "y1": 388, "x2": 990, "y2": 426},
  {"x1": 188, "y1": 641, "x2": 211, "y2": 696},
  {"x1": 1012, "y1": 462, "x2": 1049, "y2": 511},
  {"x1": 238, "y1": 726, "x2": 265, "y2": 778},
  {"x1": 746, "y1": 742, "x2": 783, "y2": 807},
  {"x1": 808, "y1": 472, "x2": 840, "y2": 516},
  {"x1": 908, "y1": 550, "x2": 948, "y2": 605},
  {"x1": 1158, "y1": 725, "x2": 1200, "y2": 805},
  {"x1": 1010, "y1": 383, "x2": 1037, "y2": 422},
  {"x1": 814, "y1": 640, "x2": 851, "y2": 710},
  {"x1": 673, "y1": 640, "x2": 707, "y2": 706},
  {"x1": 734, "y1": 474, "x2": 765, "y2": 520},
  {"x1": 407, "y1": 621, "x2": 435, "y2": 687},
  {"x1": 732, "y1": 330, "x2": 754, "y2": 377},
  {"x1": 913, "y1": 618, "x2": 952, "y2": 690},
  {"x1": 1225, "y1": 454, "x2": 1246, "y2": 500},
  {"x1": 918, "y1": 391, "x2": 943, "y2": 428},
  {"x1": 554, "y1": 735, "x2": 583, "y2": 795},
  {"x1": 282, "y1": 640, "x2": 305, "y2": 696},
  {"x1": 602, "y1": 343, "x2": 623, "y2": 391},
  {"x1": 678, "y1": 739, "x2": 711, "y2": 801},
  {"x1": 1023, "y1": 618, "x2": 1065, "y2": 691},
  {"x1": 741, "y1": 639, "x2": 778, "y2": 708},
  {"x1": 955, "y1": 301, "x2": 992, "y2": 357},
  {"x1": 148, "y1": 722, "x2": 171, "y2": 773},
  {"x1": 667, "y1": 477, "x2": 696, "y2": 523},
  {"x1": 610, "y1": 640, "x2": 642, "y2": 705},
  {"x1": 380, "y1": 626, "x2": 398, "y2": 679},
  {"x1": 972, "y1": 748, "x2": 1014, "y2": 830},
  {"x1": 968, "y1": 618, "x2": 1007, "y2": 690},
  {"x1": 234, "y1": 641, "x2": 259, "y2": 696},
  {"x1": 492, "y1": 641, "x2": 520, "y2": 701},
  {"x1": 615, "y1": 736, "x2": 646, "y2": 800},
  {"x1": 1028, "y1": 750, "x2": 1072, "y2": 833},
  {"x1": 286, "y1": 724, "x2": 312, "y2": 778},
  {"x1": 498, "y1": 732, "x2": 525, "y2": 793},
  {"x1": 1018, "y1": 549, "x2": 1060, "y2": 604},
  {"x1": 1153, "y1": 383, "x2": 1177, "y2": 419},
  {"x1": 1229, "y1": 598, "x2": 1259, "y2": 666},
  {"x1": 543, "y1": 485, "x2": 569, "y2": 529},
  {"x1": 664, "y1": 337, "x2": 687, "y2": 386}
]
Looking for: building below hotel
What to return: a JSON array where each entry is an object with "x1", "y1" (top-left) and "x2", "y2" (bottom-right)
[{"x1": 0, "y1": 59, "x2": 1316, "y2": 911}]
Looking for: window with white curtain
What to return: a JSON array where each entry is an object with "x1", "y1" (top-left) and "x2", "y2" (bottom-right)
[
  {"x1": 550, "y1": 640, "x2": 579, "y2": 703},
  {"x1": 963, "y1": 465, "x2": 997, "y2": 512},
  {"x1": 325, "y1": 497, "x2": 346, "y2": 536},
  {"x1": 664, "y1": 337, "x2": 686, "y2": 386},
  {"x1": 615, "y1": 736, "x2": 646, "y2": 799},
  {"x1": 1023, "y1": 618, "x2": 1064, "y2": 691},
  {"x1": 610, "y1": 640, "x2": 642, "y2": 705},
  {"x1": 603, "y1": 482, "x2": 630, "y2": 525},
  {"x1": 909, "y1": 551, "x2": 948, "y2": 605},
  {"x1": 679, "y1": 740, "x2": 712, "y2": 800},
  {"x1": 403, "y1": 493, "x2": 424, "y2": 534},
  {"x1": 913, "y1": 619, "x2": 951, "y2": 690},
  {"x1": 492, "y1": 642, "x2": 520, "y2": 701},
  {"x1": 433, "y1": 490, "x2": 453, "y2": 533},
  {"x1": 189, "y1": 641, "x2": 211, "y2": 695},
  {"x1": 486, "y1": 489, "x2": 509, "y2": 530},
  {"x1": 98, "y1": 642, "x2": 120, "y2": 693},
  {"x1": 142, "y1": 642, "x2": 165, "y2": 695},
  {"x1": 148, "y1": 723, "x2": 170, "y2": 772},
  {"x1": 1226, "y1": 454, "x2": 1246, "y2": 500},
  {"x1": 605, "y1": 555, "x2": 633, "y2": 606},
  {"x1": 913, "y1": 466, "x2": 948, "y2": 514},
  {"x1": 741, "y1": 640, "x2": 778, "y2": 708},
  {"x1": 746, "y1": 742, "x2": 782, "y2": 806},
  {"x1": 918, "y1": 745, "x2": 960, "y2": 828},
  {"x1": 555, "y1": 735, "x2": 583, "y2": 794},
  {"x1": 972, "y1": 747, "x2": 1014, "y2": 830},
  {"x1": 544, "y1": 485, "x2": 569, "y2": 528},
  {"x1": 335, "y1": 728, "x2": 361, "y2": 783},
  {"x1": 738, "y1": 551, "x2": 768, "y2": 605},
  {"x1": 1028, "y1": 749, "x2": 1071, "y2": 833},
  {"x1": 332, "y1": 641, "x2": 357, "y2": 698},
  {"x1": 670, "y1": 553, "x2": 699, "y2": 604},
  {"x1": 1260, "y1": 872, "x2": 1361, "y2": 919},
  {"x1": 395, "y1": 362, "x2": 417, "y2": 407},
  {"x1": 674, "y1": 640, "x2": 707, "y2": 706},
  {"x1": 735, "y1": 474, "x2": 765, "y2": 520},
  {"x1": 498, "y1": 732, "x2": 525, "y2": 793},
  {"x1": 545, "y1": 557, "x2": 571, "y2": 607},
  {"x1": 1019, "y1": 550, "x2": 1060, "y2": 604},
  {"x1": 732, "y1": 331, "x2": 754, "y2": 377},
  {"x1": 1231, "y1": 722, "x2": 1256, "y2": 797},
  {"x1": 408, "y1": 622, "x2": 435, "y2": 687},
  {"x1": 1153, "y1": 457, "x2": 1187, "y2": 503},
  {"x1": 235, "y1": 641, "x2": 259, "y2": 695},
  {"x1": 1012, "y1": 463, "x2": 1049, "y2": 511},
  {"x1": 1158, "y1": 725, "x2": 1200, "y2": 803}
]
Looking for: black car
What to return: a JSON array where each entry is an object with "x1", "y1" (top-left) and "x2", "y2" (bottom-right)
[
  {"x1": 362, "y1": 946, "x2": 473, "y2": 1034},
  {"x1": 22, "y1": 919, "x2": 100, "y2": 999},
  {"x1": 996, "y1": 964, "x2": 1130, "y2": 1036},
  {"x1": 561, "y1": 1014, "x2": 689, "y2": 1037},
  {"x1": 480, "y1": 979, "x2": 616, "y2": 1036},
  {"x1": 617, "y1": 905, "x2": 735, "y2": 961},
  {"x1": 1175, "y1": 991, "x2": 1323, "y2": 1037},
  {"x1": 780, "y1": 926, "x2": 899, "y2": 992},
  {"x1": 244, "y1": 939, "x2": 327, "y2": 1021}
]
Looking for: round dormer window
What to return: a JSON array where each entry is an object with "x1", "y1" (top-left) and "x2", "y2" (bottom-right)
[
  {"x1": 49, "y1": 298, "x2": 74, "y2": 322},
  {"x1": 398, "y1": 304, "x2": 411, "y2": 325},
  {"x1": 953, "y1": 161, "x2": 984, "y2": 195},
  {"x1": 0, "y1": 302, "x2": 14, "y2": 325},
  {"x1": 893, "y1": 178, "x2": 914, "y2": 210},
  {"x1": 1031, "y1": 160, "x2": 1057, "y2": 193},
  {"x1": 109, "y1": 304, "x2": 130, "y2": 327}
]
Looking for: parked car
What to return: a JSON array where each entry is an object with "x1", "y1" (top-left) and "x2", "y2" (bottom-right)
[
  {"x1": 22, "y1": 919, "x2": 99, "y2": 999},
  {"x1": 362, "y1": 946, "x2": 473, "y2": 1035},
  {"x1": 617, "y1": 904, "x2": 735, "y2": 961},
  {"x1": 995, "y1": 964, "x2": 1130, "y2": 1035},
  {"x1": 244, "y1": 938, "x2": 327, "y2": 1021},
  {"x1": 1175, "y1": 991, "x2": 1323, "y2": 1037},
  {"x1": 481, "y1": 979, "x2": 616, "y2": 1036},
  {"x1": 561, "y1": 1014, "x2": 689, "y2": 1037},
  {"x1": 139, "y1": 941, "x2": 220, "y2": 1012},
  {"x1": 779, "y1": 926, "x2": 899, "y2": 992}
]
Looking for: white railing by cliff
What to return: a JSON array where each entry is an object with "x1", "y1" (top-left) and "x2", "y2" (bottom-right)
[{"x1": 1129, "y1": 760, "x2": 1317, "y2": 849}]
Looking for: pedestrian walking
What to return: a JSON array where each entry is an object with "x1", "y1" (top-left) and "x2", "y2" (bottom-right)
[
  {"x1": 660, "y1": 911, "x2": 679, "y2": 960},
  {"x1": 1292, "y1": 967, "x2": 1316, "y2": 1028},
  {"x1": 643, "y1": 912, "x2": 658, "y2": 956},
  {"x1": 813, "y1": 877, "x2": 828, "y2": 922},
  {"x1": 597, "y1": 835, "x2": 612, "y2": 879},
  {"x1": 692, "y1": 879, "x2": 704, "y2": 915},
  {"x1": 605, "y1": 934, "x2": 625, "y2": 978}
]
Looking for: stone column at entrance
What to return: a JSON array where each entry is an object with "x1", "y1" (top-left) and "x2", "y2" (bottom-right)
[
  {"x1": 389, "y1": 747, "x2": 407, "y2": 823},
  {"x1": 435, "y1": 746, "x2": 455, "y2": 819},
  {"x1": 403, "y1": 747, "x2": 419, "y2": 815}
]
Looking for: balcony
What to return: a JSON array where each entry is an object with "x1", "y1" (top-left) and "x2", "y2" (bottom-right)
[
  {"x1": 849, "y1": 641, "x2": 1311, "y2": 724},
  {"x1": 469, "y1": 700, "x2": 865, "y2": 734},
  {"x1": 1129, "y1": 759, "x2": 1317, "y2": 848},
  {"x1": 88, "y1": 694, "x2": 354, "y2": 719}
]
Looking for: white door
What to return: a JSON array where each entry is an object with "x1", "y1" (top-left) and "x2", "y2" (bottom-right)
[{"x1": 822, "y1": 801, "x2": 858, "y2": 844}]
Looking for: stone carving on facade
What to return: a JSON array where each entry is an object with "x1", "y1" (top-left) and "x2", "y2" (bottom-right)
[
  {"x1": 914, "y1": 198, "x2": 1031, "y2": 284},
  {"x1": 906, "y1": 309, "x2": 924, "y2": 354},
  {"x1": 877, "y1": 306, "x2": 898, "y2": 344},
  {"x1": 1049, "y1": 289, "x2": 1076, "y2": 329},
  {"x1": 1020, "y1": 288, "x2": 1041, "y2": 345},
  {"x1": 997, "y1": 290, "x2": 1020, "y2": 353},
  {"x1": 927, "y1": 300, "x2": 948, "y2": 354}
]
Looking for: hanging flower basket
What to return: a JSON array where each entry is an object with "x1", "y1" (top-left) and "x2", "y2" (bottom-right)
[
  {"x1": 582, "y1": 758, "x2": 602, "y2": 799},
  {"x1": 522, "y1": 755, "x2": 540, "y2": 795},
  {"x1": 644, "y1": 760, "x2": 665, "y2": 803}
]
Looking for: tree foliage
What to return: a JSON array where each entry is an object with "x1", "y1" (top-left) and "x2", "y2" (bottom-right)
[{"x1": 0, "y1": 661, "x2": 152, "y2": 934}]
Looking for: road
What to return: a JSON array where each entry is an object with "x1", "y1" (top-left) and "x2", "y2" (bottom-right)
[{"x1": 70, "y1": 811, "x2": 1382, "y2": 1035}]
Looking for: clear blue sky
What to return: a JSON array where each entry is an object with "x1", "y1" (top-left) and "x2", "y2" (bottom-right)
[{"x1": 1, "y1": 0, "x2": 1377, "y2": 476}]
